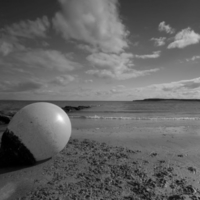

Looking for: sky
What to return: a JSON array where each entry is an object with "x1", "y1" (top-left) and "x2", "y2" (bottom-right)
[{"x1": 0, "y1": 0, "x2": 200, "y2": 101}]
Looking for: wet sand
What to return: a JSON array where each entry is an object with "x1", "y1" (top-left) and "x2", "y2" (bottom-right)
[{"x1": 1, "y1": 119, "x2": 200, "y2": 199}]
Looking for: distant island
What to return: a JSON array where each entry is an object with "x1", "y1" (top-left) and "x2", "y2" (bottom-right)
[{"x1": 133, "y1": 98, "x2": 200, "y2": 102}]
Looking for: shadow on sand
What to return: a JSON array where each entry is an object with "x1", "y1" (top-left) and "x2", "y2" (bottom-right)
[{"x1": 0, "y1": 158, "x2": 51, "y2": 175}]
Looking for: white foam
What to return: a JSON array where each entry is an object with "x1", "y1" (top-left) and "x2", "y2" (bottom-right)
[{"x1": 70, "y1": 115, "x2": 200, "y2": 121}]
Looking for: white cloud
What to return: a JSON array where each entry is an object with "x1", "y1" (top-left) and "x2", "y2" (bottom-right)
[
  {"x1": 168, "y1": 28, "x2": 200, "y2": 49},
  {"x1": 186, "y1": 55, "x2": 200, "y2": 62},
  {"x1": 87, "y1": 52, "x2": 133, "y2": 69},
  {"x1": 3, "y1": 16, "x2": 50, "y2": 39},
  {"x1": 77, "y1": 44, "x2": 97, "y2": 53},
  {"x1": 0, "y1": 16, "x2": 50, "y2": 56},
  {"x1": 84, "y1": 79, "x2": 93, "y2": 83},
  {"x1": 151, "y1": 37, "x2": 166, "y2": 46},
  {"x1": 14, "y1": 49, "x2": 82, "y2": 71},
  {"x1": 0, "y1": 37, "x2": 26, "y2": 56},
  {"x1": 86, "y1": 68, "x2": 159, "y2": 80},
  {"x1": 53, "y1": 0, "x2": 129, "y2": 53},
  {"x1": 0, "y1": 41, "x2": 14, "y2": 56},
  {"x1": 125, "y1": 78, "x2": 200, "y2": 100},
  {"x1": 50, "y1": 74, "x2": 75, "y2": 86},
  {"x1": 141, "y1": 77, "x2": 200, "y2": 99},
  {"x1": 86, "y1": 52, "x2": 159, "y2": 80},
  {"x1": 0, "y1": 79, "x2": 44, "y2": 92},
  {"x1": 134, "y1": 51, "x2": 161, "y2": 59},
  {"x1": 158, "y1": 21, "x2": 175, "y2": 34}
]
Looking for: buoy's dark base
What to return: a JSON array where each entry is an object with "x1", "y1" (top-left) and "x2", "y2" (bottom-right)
[{"x1": 0, "y1": 129, "x2": 36, "y2": 167}]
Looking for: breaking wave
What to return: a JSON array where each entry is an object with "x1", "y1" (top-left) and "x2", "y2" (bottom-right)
[{"x1": 70, "y1": 115, "x2": 200, "y2": 121}]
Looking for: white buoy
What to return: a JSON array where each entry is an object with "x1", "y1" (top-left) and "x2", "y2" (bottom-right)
[{"x1": 0, "y1": 103, "x2": 71, "y2": 165}]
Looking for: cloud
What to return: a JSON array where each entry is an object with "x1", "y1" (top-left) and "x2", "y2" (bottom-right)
[
  {"x1": 158, "y1": 21, "x2": 175, "y2": 34},
  {"x1": 2, "y1": 67, "x2": 33, "y2": 76},
  {"x1": 130, "y1": 77, "x2": 200, "y2": 99},
  {"x1": 148, "y1": 77, "x2": 200, "y2": 93},
  {"x1": 2, "y1": 16, "x2": 50, "y2": 39},
  {"x1": 151, "y1": 37, "x2": 166, "y2": 46},
  {"x1": 0, "y1": 37, "x2": 26, "y2": 56},
  {"x1": 0, "y1": 16, "x2": 50, "y2": 56},
  {"x1": 87, "y1": 52, "x2": 133, "y2": 69},
  {"x1": 14, "y1": 49, "x2": 82, "y2": 71},
  {"x1": 168, "y1": 28, "x2": 200, "y2": 49},
  {"x1": 50, "y1": 74, "x2": 75, "y2": 86},
  {"x1": 77, "y1": 44, "x2": 97, "y2": 53},
  {"x1": 86, "y1": 68, "x2": 159, "y2": 80},
  {"x1": 53, "y1": 0, "x2": 129, "y2": 53},
  {"x1": 0, "y1": 79, "x2": 43, "y2": 92},
  {"x1": 86, "y1": 52, "x2": 159, "y2": 80},
  {"x1": 181, "y1": 80, "x2": 200, "y2": 89},
  {"x1": 186, "y1": 55, "x2": 200, "y2": 62},
  {"x1": 84, "y1": 79, "x2": 93, "y2": 83},
  {"x1": 0, "y1": 41, "x2": 14, "y2": 56},
  {"x1": 134, "y1": 51, "x2": 161, "y2": 59}
]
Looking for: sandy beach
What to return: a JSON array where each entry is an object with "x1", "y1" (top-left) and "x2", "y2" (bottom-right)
[{"x1": 1, "y1": 119, "x2": 200, "y2": 199}]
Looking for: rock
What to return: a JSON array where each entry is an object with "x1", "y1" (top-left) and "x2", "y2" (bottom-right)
[
  {"x1": 62, "y1": 105, "x2": 91, "y2": 113},
  {"x1": 150, "y1": 152, "x2": 157, "y2": 157},
  {"x1": 168, "y1": 195, "x2": 184, "y2": 200},
  {"x1": 0, "y1": 114, "x2": 11, "y2": 124},
  {"x1": 177, "y1": 154, "x2": 184, "y2": 157},
  {"x1": 183, "y1": 185, "x2": 196, "y2": 195},
  {"x1": 0, "y1": 105, "x2": 91, "y2": 124},
  {"x1": 187, "y1": 166, "x2": 197, "y2": 173}
]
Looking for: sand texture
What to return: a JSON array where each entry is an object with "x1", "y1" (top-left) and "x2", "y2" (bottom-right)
[{"x1": 1, "y1": 119, "x2": 200, "y2": 199}]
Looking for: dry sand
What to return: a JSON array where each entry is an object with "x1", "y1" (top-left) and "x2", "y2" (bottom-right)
[{"x1": 1, "y1": 119, "x2": 200, "y2": 199}]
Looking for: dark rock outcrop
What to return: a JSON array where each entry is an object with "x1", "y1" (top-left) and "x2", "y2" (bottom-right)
[
  {"x1": 0, "y1": 114, "x2": 11, "y2": 125},
  {"x1": 62, "y1": 105, "x2": 91, "y2": 113},
  {"x1": 0, "y1": 111, "x2": 16, "y2": 125},
  {"x1": 0, "y1": 105, "x2": 91, "y2": 125}
]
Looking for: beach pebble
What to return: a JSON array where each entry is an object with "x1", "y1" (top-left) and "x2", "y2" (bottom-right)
[{"x1": 0, "y1": 102, "x2": 71, "y2": 165}]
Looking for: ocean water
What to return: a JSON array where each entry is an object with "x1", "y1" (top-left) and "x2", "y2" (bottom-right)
[
  {"x1": 1, "y1": 100, "x2": 200, "y2": 136},
  {"x1": 1, "y1": 100, "x2": 200, "y2": 121}
]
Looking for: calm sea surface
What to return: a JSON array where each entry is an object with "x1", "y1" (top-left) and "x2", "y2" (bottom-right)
[
  {"x1": 1, "y1": 100, "x2": 200, "y2": 120},
  {"x1": 1, "y1": 100, "x2": 200, "y2": 133}
]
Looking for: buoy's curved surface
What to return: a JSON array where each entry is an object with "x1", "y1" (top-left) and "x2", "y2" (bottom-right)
[{"x1": 5, "y1": 102, "x2": 71, "y2": 162}]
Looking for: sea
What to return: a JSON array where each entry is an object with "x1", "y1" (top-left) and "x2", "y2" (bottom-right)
[{"x1": 1, "y1": 100, "x2": 200, "y2": 131}]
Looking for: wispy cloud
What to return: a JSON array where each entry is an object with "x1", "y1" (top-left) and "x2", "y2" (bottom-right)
[
  {"x1": 156, "y1": 78, "x2": 200, "y2": 91},
  {"x1": 0, "y1": 41, "x2": 15, "y2": 56},
  {"x1": 87, "y1": 52, "x2": 133, "y2": 69},
  {"x1": 168, "y1": 27, "x2": 200, "y2": 49},
  {"x1": 0, "y1": 37, "x2": 26, "y2": 56},
  {"x1": 53, "y1": 0, "x2": 129, "y2": 53},
  {"x1": 134, "y1": 51, "x2": 161, "y2": 59},
  {"x1": 0, "y1": 74, "x2": 76, "y2": 94},
  {"x1": 151, "y1": 37, "x2": 166, "y2": 46},
  {"x1": 84, "y1": 79, "x2": 93, "y2": 83},
  {"x1": 158, "y1": 21, "x2": 175, "y2": 34},
  {"x1": 2, "y1": 16, "x2": 50, "y2": 39},
  {"x1": 50, "y1": 74, "x2": 75, "y2": 86},
  {"x1": 86, "y1": 68, "x2": 159, "y2": 80},
  {"x1": 141, "y1": 77, "x2": 200, "y2": 99},
  {"x1": 77, "y1": 44, "x2": 97, "y2": 53},
  {"x1": 186, "y1": 55, "x2": 200, "y2": 62},
  {"x1": 0, "y1": 79, "x2": 44, "y2": 92},
  {"x1": 86, "y1": 52, "x2": 159, "y2": 80},
  {"x1": 0, "y1": 16, "x2": 50, "y2": 56},
  {"x1": 14, "y1": 49, "x2": 82, "y2": 71}
]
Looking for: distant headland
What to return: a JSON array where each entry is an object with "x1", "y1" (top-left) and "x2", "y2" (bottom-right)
[{"x1": 133, "y1": 98, "x2": 200, "y2": 102}]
